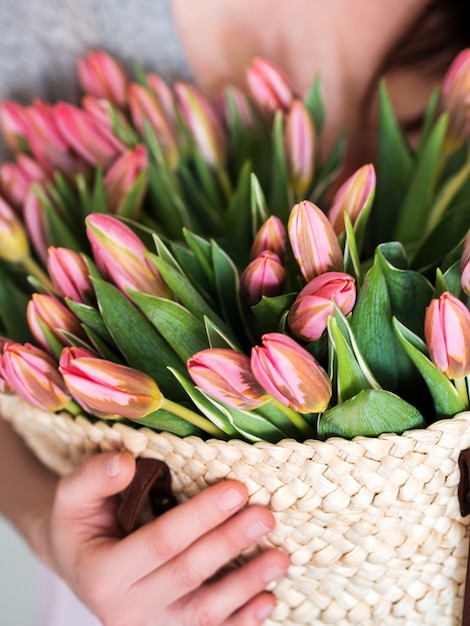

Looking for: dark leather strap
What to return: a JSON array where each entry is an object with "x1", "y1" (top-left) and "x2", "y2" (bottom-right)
[
  {"x1": 458, "y1": 449, "x2": 470, "y2": 626},
  {"x1": 117, "y1": 457, "x2": 177, "y2": 534}
]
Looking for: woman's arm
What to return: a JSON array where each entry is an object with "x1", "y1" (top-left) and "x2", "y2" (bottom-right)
[{"x1": 0, "y1": 417, "x2": 289, "y2": 625}]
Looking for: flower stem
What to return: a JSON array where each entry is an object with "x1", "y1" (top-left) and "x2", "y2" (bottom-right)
[
  {"x1": 21, "y1": 256, "x2": 56, "y2": 293},
  {"x1": 161, "y1": 398, "x2": 229, "y2": 439},
  {"x1": 425, "y1": 154, "x2": 470, "y2": 237},
  {"x1": 271, "y1": 399, "x2": 316, "y2": 438},
  {"x1": 455, "y1": 377, "x2": 469, "y2": 409}
]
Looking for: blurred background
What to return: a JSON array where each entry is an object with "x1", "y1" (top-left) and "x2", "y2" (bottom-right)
[{"x1": 0, "y1": 516, "x2": 37, "y2": 625}]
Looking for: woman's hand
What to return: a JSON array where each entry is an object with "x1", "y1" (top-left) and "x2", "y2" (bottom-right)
[{"x1": 35, "y1": 451, "x2": 289, "y2": 626}]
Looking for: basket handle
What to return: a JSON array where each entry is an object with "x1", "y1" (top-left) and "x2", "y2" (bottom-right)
[
  {"x1": 458, "y1": 449, "x2": 470, "y2": 626},
  {"x1": 117, "y1": 457, "x2": 177, "y2": 534}
]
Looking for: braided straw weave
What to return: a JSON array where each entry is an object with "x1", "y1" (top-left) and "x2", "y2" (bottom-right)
[{"x1": 2, "y1": 391, "x2": 470, "y2": 626}]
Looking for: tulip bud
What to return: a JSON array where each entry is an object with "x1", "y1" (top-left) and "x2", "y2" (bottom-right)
[
  {"x1": 441, "y1": 48, "x2": 470, "y2": 150},
  {"x1": 425, "y1": 292, "x2": 470, "y2": 379},
  {"x1": 27, "y1": 293, "x2": 87, "y2": 353},
  {"x1": 328, "y1": 163, "x2": 376, "y2": 235},
  {"x1": 85, "y1": 213, "x2": 171, "y2": 298},
  {"x1": 240, "y1": 251, "x2": 286, "y2": 305},
  {"x1": 77, "y1": 50, "x2": 128, "y2": 108},
  {"x1": 461, "y1": 231, "x2": 470, "y2": 296},
  {"x1": 55, "y1": 102, "x2": 124, "y2": 168},
  {"x1": 288, "y1": 272, "x2": 356, "y2": 341},
  {"x1": 104, "y1": 144, "x2": 148, "y2": 215},
  {"x1": 59, "y1": 348, "x2": 163, "y2": 418},
  {"x1": 174, "y1": 82, "x2": 226, "y2": 168},
  {"x1": 246, "y1": 57, "x2": 297, "y2": 117},
  {"x1": 251, "y1": 332, "x2": 332, "y2": 413},
  {"x1": 250, "y1": 215, "x2": 287, "y2": 262},
  {"x1": 217, "y1": 85, "x2": 256, "y2": 130},
  {"x1": 0, "y1": 155, "x2": 48, "y2": 208},
  {"x1": 82, "y1": 95, "x2": 134, "y2": 141},
  {"x1": 128, "y1": 83, "x2": 179, "y2": 167},
  {"x1": 284, "y1": 99, "x2": 315, "y2": 197},
  {"x1": 187, "y1": 348, "x2": 270, "y2": 410},
  {"x1": 147, "y1": 73, "x2": 177, "y2": 124},
  {"x1": 23, "y1": 187, "x2": 49, "y2": 263},
  {"x1": 47, "y1": 247, "x2": 94, "y2": 303},
  {"x1": 3, "y1": 342, "x2": 71, "y2": 411},
  {"x1": 26, "y1": 101, "x2": 86, "y2": 177},
  {"x1": 0, "y1": 196, "x2": 30, "y2": 262},
  {"x1": 0, "y1": 102, "x2": 29, "y2": 152},
  {"x1": 288, "y1": 200, "x2": 343, "y2": 281}
]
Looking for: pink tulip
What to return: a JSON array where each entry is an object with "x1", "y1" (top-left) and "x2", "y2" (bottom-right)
[
  {"x1": 25, "y1": 101, "x2": 86, "y2": 177},
  {"x1": 0, "y1": 102, "x2": 29, "y2": 152},
  {"x1": 328, "y1": 164, "x2": 376, "y2": 235},
  {"x1": 187, "y1": 348, "x2": 270, "y2": 410},
  {"x1": 147, "y1": 73, "x2": 177, "y2": 124},
  {"x1": 0, "y1": 196, "x2": 29, "y2": 262},
  {"x1": 240, "y1": 251, "x2": 286, "y2": 305},
  {"x1": 217, "y1": 85, "x2": 256, "y2": 130},
  {"x1": 59, "y1": 347, "x2": 163, "y2": 418},
  {"x1": 104, "y1": 144, "x2": 148, "y2": 215},
  {"x1": 77, "y1": 50, "x2": 128, "y2": 108},
  {"x1": 425, "y1": 292, "x2": 470, "y2": 379},
  {"x1": 174, "y1": 82, "x2": 226, "y2": 168},
  {"x1": 0, "y1": 154, "x2": 48, "y2": 208},
  {"x1": 251, "y1": 332, "x2": 332, "y2": 413},
  {"x1": 85, "y1": 213, "x2": 172, "y2": 298},
  {"x1": 27, "y1": 293, "x2": 86, "y2": 354},
  {"x1": 250, "y1": 215, "x2": 287, "y2": 262},
  {"x1": 0, "y1": 337, "x2": 11, "y2": 392},
  {"x1": 128, "y1": 83, "x2": 178, "y2": 167},
  {"x1": 288, "y1": 200, "x2": 343, "y2": 281},
  {"x1": 288, "y1": 272, "x2": 356, "y2": 341},
  {"x1": 23, "y1": 187, "x2": 49, "y2": 263},
  {"x1": 3, "y1": 342, "x2": 71, "y2": 411},
  {"x1": 82, "y1": 95, "x2": 133, "y2": 140},
  {"x1": 441, "y1": 48, "x2": 470, "y2": 149},
  {"x1": 47, "y1": 247, "x2": 94, "y2": 303},
  {"x1": 284, "y1": 99, "x2": 315, "y2": 197},
  {"x1": 461, "y1": 231, "x2": 470, "y2": 296},
  {"x1": 246, "y1": 57, "x2": 297, "y2": 117},
  {"x1": 55, "y1": 102, "x2": 124, "y2": 168}
]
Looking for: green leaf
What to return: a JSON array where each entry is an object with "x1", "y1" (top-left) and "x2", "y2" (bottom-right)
[
  {"x1": 250, "y1": 293, "x2": 296, "y2": 338},
  {"x1": 395, "y1": 113, "x2": 448, "y2": 245},
  {"x1": 169, "y1": 368, "x2": 239, "y2": 438},
  {"x1": 250, "y1": 173, "x2": 269, "y2": 234},
  {"x1": 0, "y1": 266, "x2": 33, "y2": 342},
  {"x1": 130, "y1": 291, "x2": 209, "y2": 362},
  {"x1": 204, "y1": 317, "x2": 240, "y2": 350},
  {"x1": 115, "y1": 170, "x2": 149, "y2": 219},
  {"x1": 130, "y1": 408, "x2": 206, "y2": 437},
  {"x1": 350, "y1": 244, "x2": 433, "y2": 401},
  {"x1": 368, "y1": 82, "x2": 414, "y2": 249},
  {"x1": 304, "y1": 74, "x2": 325, "y2": 134},
  {"x1": 66, "y1": 300, "x2": 115, "y2": 346},
  {"x1": 393, "y1": 317, "x2": 465, "y2": 420},
  {"x1": 312, "y1": 132, "x2": 347, "y2": 202},
  {"x1": 32, "y1": 184, "x2": 83, "y2": 251},
  {"x1": 92, "y1": 277, "x2": 186, "y2": 399},
  {"x1": 318, "y1": 389, "x2": 425, "y2": 439},
  {"x1": 411, "y1": 200, "x2": 470, "y2": 272},
  {"x1": 223, "y1": 161, "x2": 253, "y2": 249},
  {"x1": 328, "y1": 314, "x2": 378, "y2": 403}
]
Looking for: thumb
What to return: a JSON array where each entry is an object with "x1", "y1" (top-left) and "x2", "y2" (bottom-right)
[{"x1": 55, "y1": 451, "x2": 136, "y2": 517}]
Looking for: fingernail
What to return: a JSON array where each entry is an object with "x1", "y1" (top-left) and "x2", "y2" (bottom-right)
[
  {"x1": 218, "y1": 487, "x2": 245, "y2": 511},
  {"x1": 262, "y1": 563, "x2": 287, "y2": 584},
  {"x1": 256, "y1": 601, "x2": 275, "y2": 621},
  {"x1": 245, "y1": 518, "x2": 272, "y2": 540},
  {"x1": 106, "y1": 453, "x2": 122, "y2": 478}
]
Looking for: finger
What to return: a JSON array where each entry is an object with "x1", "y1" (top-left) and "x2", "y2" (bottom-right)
[
  {"x1": 107, "y1": 480, "x2": 249, "y2": 584},
  {"x1": 224, "y1": 592, "x2": 277, "y2": 626},
  {"x1": 135, "y1": 505, "x2": 276, "y2": 605},
  {"x1": 178, "y1": 549, "x2": 289, "y2": 625},
  {"x1": 54, "y1": 451, "x2": 136, "y2": 520}
]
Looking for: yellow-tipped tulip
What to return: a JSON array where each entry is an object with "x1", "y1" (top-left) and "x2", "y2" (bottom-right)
[
  {"x1": 288, "y1": 200, "x2": 343, "y2": 281},
  {"x1": 328, "y1": 163, "x2": 376, "y2": 235},
  {"x1": 0, "y1": 196, "x2": 29, "y2": 262},
  {"x1": 284, "y1": 99, "x2": 315, "y2": 197}
]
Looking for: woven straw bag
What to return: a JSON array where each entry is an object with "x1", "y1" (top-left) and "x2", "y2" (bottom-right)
[{"x1": 2, "y1": 390, "x2": 470, "y2": 626}]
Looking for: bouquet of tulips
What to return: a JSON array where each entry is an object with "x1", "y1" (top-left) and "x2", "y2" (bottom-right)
[{"x1": 0, "y1": 48, "x2": 470, "y2": 446}]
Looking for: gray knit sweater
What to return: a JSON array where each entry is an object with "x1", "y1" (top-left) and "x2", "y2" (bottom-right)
[{"x1": 0, "y1": 0, "x2": 192, "y2": 104}]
